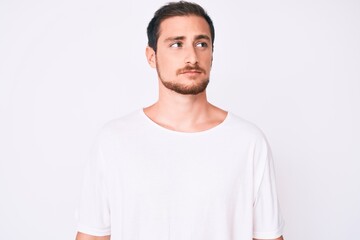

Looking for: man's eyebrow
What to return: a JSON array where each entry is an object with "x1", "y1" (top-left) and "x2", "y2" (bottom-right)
[
  {"x1": 194, "y1": 34, "x2": 211, "y2": 41},
  {"x1": 164, "y1": 36, "x2": 185, "y2": 42},
  {"x1": 164, "y1": 35, "x2": 211, "y2": 42}
]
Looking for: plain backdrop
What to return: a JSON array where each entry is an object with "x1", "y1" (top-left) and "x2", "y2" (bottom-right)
[{"x1": 1, "y1": 0, "x2": 359, "y2": 239}]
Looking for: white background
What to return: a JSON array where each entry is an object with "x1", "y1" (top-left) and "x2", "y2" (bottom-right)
[{"x1": 1, "y1": 0, "x2": 359, "y2": 239}]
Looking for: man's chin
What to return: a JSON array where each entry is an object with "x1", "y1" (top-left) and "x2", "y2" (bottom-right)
[
  {"x1": 161, "y1": 80, "x2": 209, "y2": 95},
  {"x1": 174, "y1": 88, "x2": 206, "y2": 95}
]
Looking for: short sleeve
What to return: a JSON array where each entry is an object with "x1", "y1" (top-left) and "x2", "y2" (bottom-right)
[
  {"x1": 76, "y1": 136, "x2": 111, "y2": 236},
  {"x1": 253, "y1": 136, "x2": 284, "y2": 239}
]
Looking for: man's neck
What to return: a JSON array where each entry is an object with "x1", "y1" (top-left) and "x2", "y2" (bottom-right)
[{"x1": 143, "y1": 89, "x2": 227, "y2": 133}]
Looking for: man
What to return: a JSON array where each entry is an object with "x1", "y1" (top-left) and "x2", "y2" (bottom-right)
[{"x1": 76, "y1": 1, "x2": 284, "y2": 240}]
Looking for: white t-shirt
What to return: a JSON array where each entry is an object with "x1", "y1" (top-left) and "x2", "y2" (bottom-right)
[{"x1": 77, "y1": 110, "x2": 284, "y2": 240}]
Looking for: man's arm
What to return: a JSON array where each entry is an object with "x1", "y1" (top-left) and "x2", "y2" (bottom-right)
[
  {"x1": 75, "y1": 232, "x2": 110, "y2": 240},
  {"x1": 253, "y1": 236, "x2": 284, "y2": 240}
]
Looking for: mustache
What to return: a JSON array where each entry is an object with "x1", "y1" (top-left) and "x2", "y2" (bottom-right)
[{"x1": 177, "y1": 65, "x2": 206, "y2": 75}]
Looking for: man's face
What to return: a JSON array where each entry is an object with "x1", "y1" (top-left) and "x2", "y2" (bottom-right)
[{"x1": 150, "y1": 15, "x2": 213, "y2": 95}]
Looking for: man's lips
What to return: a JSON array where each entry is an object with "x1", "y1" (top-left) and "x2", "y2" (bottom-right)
[
  {"x1": 177, "y1": 66, "x2": 205, "y2": 75},
  {"x1": 180, "y1": 70, "x2": 202, "y2": 74}
]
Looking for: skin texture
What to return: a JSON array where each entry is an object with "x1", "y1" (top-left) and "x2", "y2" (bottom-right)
[
  {"x1": 76, "y1": 15, "x2": 284, "y2": 240},
  {"x1": 144, "y1": 15, "x2": 227, "y2": 132},
  {"x1": 153, "y1": 15, "x2": 212, "y2": 95},
  {"x1": 75, "y1": 232, "x2": 110, "y2": 240}
]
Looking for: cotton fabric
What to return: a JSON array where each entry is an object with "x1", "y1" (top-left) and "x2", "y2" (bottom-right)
[{"x1": 77, "y1": 110, "x2": 284, "y2": 239}]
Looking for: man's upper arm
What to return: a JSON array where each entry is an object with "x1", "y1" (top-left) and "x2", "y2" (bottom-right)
[{"x1": 76, "y1": 232, "x2": 110, "y2": 240}]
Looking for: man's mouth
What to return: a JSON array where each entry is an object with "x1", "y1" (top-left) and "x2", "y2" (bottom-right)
[
  {"x1": 179, "y1": 68, "x2": 204, "y2": 75},
  {"x1": 182, "y1": 70, "x2": 202, "y2": 74}
]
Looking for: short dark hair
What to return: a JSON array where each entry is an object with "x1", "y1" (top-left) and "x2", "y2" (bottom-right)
[{"x1": 147, "y1": 1, "x2": 215, "y2": 52}]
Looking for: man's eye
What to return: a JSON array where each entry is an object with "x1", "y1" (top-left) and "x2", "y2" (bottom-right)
[
  {"x1": 170, "y1": 42, "x2": 182, "y2": 48},
  {"x1": 196, "y1": 42, "x2": 208, "y2": 48}
]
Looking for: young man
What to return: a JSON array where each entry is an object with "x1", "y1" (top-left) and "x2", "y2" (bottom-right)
[{"x1": 76, "y1": 1, "x2": 284, "y2": 240}]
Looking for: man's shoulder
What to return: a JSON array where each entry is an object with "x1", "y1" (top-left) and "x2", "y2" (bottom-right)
[
  {"x1": 95, "y1": 110, "x2": 268, "y2": 143},
  {"x1": 96, "y1": 109, "x2": 144, "y2": 138},
  {"x1": 225, "y1": 112, "x2": 268, "y2": 141},
  {"x1": 104, "y1": 109, "x2": 142, "y2": 128}
]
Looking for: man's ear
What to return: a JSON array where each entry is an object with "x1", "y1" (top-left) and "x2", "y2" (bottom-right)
[{"x1": 145, "y1": 46, "x2": 156, "y2": 68}]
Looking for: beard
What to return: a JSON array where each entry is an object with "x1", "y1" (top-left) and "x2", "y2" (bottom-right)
[{"x1": 156, "y1": 62, "x2": 210, "y2": 95}]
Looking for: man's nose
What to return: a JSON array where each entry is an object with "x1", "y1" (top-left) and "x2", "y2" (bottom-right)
[{"x1": 184, "y1": 46, "x2": 198, "y2": 65}]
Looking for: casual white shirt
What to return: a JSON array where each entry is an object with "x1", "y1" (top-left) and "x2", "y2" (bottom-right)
[{"x1": 77, "y1": 109, "x2": 284, "y2": 240}]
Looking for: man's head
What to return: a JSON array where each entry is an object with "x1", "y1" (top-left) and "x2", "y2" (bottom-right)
[
  {"x1": 147, "y1": 1, "x2": 215, "y2": 53},
  {"x1": 146, "y1": 1, "x2": 215, "y2": 95}
]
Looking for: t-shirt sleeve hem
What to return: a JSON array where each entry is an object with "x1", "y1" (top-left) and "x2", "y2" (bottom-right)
[
  {"x1": 77, "y1": 224, "x2": 111, "y2": 237},
  {"x1": 253, "y1": 224, "x2": 284, "y2": 239}
]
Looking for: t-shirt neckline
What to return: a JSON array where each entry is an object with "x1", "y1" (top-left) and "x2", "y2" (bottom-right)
[{"x1": 139, "y1": 108, "x2": 230, "y2": 135}]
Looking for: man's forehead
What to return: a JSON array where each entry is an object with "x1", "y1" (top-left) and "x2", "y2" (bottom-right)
[{"x1": 158, "y1": 15, "x2": 211, "y2": 40}]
